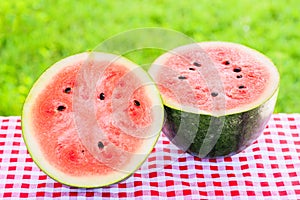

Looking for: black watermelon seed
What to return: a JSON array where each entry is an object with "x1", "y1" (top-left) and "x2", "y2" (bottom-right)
[
  {"x1": 211, "y1": 92, "x2": 218, "y2": 97},
  {"x1": 98, "y1": 141, "x2": 104, "y2": 149},
  {"x1": 238, "y1": 85, "x2": 245, "y2": 89},
  {"x1": 222, "y1": 60, "x2": 230, "y2": 65},
  {"x1": 64, "y1": 87, "x2": 71, "y2": 94},
  {"x1": 57, "y1": 105, "x2": 66, "y2": 111},
  {"x1": 178, "y1": 76, "x2": 187, "y2": 80},
  {"x1": 189, "y1": 67, "x2": 196, "y2": 71},
  {"x1": 193, "y1": 62, "x2": 201, "y2": 67},
  {"x1": 236, "y1": 75, "x2": 243, "y2": 78},
  {"x1": 99, "y1": 93, "x2": 105, "y2": 100},
  {"x1": 233, "y1": 67, "x2": 242, "y2": 73},
  {"x1": 134, "y1": 100, "x2": 140, "y2": 106}
]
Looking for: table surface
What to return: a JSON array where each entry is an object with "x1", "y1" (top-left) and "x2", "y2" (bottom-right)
[{"x1": 1, "y1": 114, "x2": 300, "y2": 199}]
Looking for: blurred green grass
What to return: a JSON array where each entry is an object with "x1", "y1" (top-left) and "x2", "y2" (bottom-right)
[{"x1": 0, "y1": 0, "x2": 299, "y2": 116}]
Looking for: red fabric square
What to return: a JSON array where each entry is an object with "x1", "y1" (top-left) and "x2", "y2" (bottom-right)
[
  {"x1": 196, "y1": 173, "x2": 204, "y2": 178},
  {"x1": 166, "y1": 180, "x2": 174, "y2": 186},
  {"x1": 118, "y1": 183, "x2": 127, "y2": 188},
  {"x1": 21, "y1": 183, "x2": 30, "y2": 188},
  {"x1": 290, "y1": 125, "x2": 297, "y2": 129},
  {"x1": 199, "y1": 191, "x2": 208, "y2": 196},
  {"x1": 258, "y1": 173, "x2": 266, "y2": 178},
  {"x1": 280, "y1": 140, "x2": 287, "y2": 144},
  {"x1": 37, "y1": 183, "x2": 46, "y2": 188},
  {"x1": 256, "y1": 163, "x2": 264, "y2": 168},
  {"x1": 211, "y1": 173, "x2": 220, "y2": 178},
  {"x1": 247, "y1": 191, "x2": 256, "y2": 196},
  {"x1": 292, "y1": 181, "x2": 300, "y2": 186},
  {"x1": 260, "y1": 182, "x2": 269, "y2": 187},
  {"x1": 213, "y1": 181, "x2": 222, "y2": 187},
  {"x1": 180, "y1": 174, "x2": 189, "y2": 179},
  {"x1": 134, "y1": 190, "x2": 143, "y2": 197},
  {"x1": 262, "y1": 191, "x2": 271, "y2": 196},
  {"x1": 273, "y1": 172, "x2": 282, "y2": 178},
  {"x1": 254, "y1": 154, "x2": 262, "y2": 159},
  {"x1": 53, "y1": 182, "x2": 62, "y2": 188},
  {"x1": 179, "y1": 165, "x2": 188, "y2": 170},
  {"x1": 102, "y1": 192, "x2": 110, "y2": 197},
  {"x1": 181, "y1": 181, "x2": 190, "y2": 187},
  {"x1": 38, "y1": 175, "x2": 47, "y2": 180},
  {"x1": 197, "y1": 182, "x2": 206, "y2": 187},
  {"x1": 279, "y1": 191, "x2": 288, "y2": 196},
  {"x1": 215, "y1": 190, "x2": 224, "y2": 196},
  {"x1": 245, "y1": 181, "x2": 253, "y2": 186},
  {"x1": 7, "y1": 174, "x2": 15, "y2": 179},
  {"x1": 118, "y1": 192, "x2": 127, "y2": 198},
  {"x1": 289, "y1": 172, "x2": 297, "y2": 177},
  {"x1": 52, "y1": 192, "x2": 62, "y2": 197},
  {"x1": 151, "y1": 190, "x2": 159, "y2": 196},
  {"x1": 276, "y1": 181, "x2": 285, "y2": 187},
  {"x1": 267, "y1": 147, "x2": 275, "y2": 151},
  {"x1": 5, "y1": 184, "x2": 13, "y2": 188},
  {"x1": 149, "y1": 172, "x2": 158, "y2": 178},
  {"x1": 276, "y1": 124, "x2": 283, "y2": 128},
  {"x1": 242, "y1": 172, "x2": 251, "y2": 177},
  {"x1": 284, "y1": 155, "x2": 292, "y2": 160},
  {"x1": 183, "y1": 189, "x2": 192, "y2": 195},
  {"x1": 229, "y1": 181, "x2": 238, "y2": 186},
  {"x1": 69, "y1": 192, "x2": 78, "y2": 196},
  {"x1": 195, "y1": 165, "x2": 203, "y2": 170},
  {"x1": 8, "y1": 166, "x2": 16, "y2": 171},
  {"x1": 230, "y1": 190, "x2": 240, "y2": 196},
  {"x1": 167, "y1": 191, "x2": 175, "y2": 197},
  {"x1": 86, "y1": 192, "x2": 94, "y2": 197},
  {"x1": 9, "y1": 158, "x2": 17, "y2": 162},
  {"x1": 239, "y1": 157, "x2": 247, "y2": 162},
  {"x1": 20, "y1": 193, "x2": 29, "y2": 198},
  {"x1": 36, "y1": 192, "x2": 45, "y2": 197},
  {"x1": 3, "y1": 193, "x2": 12, "y2": 198},
  {"x1": 134, "y1": 181, "x2": 142, "y2": 187},
  {"x1": 286, "y1": 164, "x2": 294, "y2": 168},
  {"x1": 265, "y1": 139, "x2": 272, "y2": 143},
  {"x1": 150, "y1": 182, "x2": 158, "y2": 187},
  {"x1": 241, "y1": 164, "x2": 249, "y2": 170}
]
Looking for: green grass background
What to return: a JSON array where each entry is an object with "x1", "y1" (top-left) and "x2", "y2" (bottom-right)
[{"x1": 1, "y1": 0, "x2": 299, "y2": 116}]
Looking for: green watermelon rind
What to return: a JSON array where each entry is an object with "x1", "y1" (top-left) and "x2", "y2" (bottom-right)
[
  {"x1": 21, "y1": 52, "x2": 164, "y2": 188},
  {"x1": 162, "y1": 88, "x2": 278, "y2": 158}
]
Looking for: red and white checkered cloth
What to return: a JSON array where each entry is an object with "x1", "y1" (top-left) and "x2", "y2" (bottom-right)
[{"x1": 1, "y1": 114, "x2": 300, "y2": 199}]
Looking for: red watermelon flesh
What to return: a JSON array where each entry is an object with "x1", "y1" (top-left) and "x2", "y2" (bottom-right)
[
  {"x1": 150, "y1": 42, "x2": 279, "y2": 115},
  {"x1": 22, "y1": 52, "x2": 164, "y2": 187}
]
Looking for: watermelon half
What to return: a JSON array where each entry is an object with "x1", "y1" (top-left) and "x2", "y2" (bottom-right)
[
  {"x1": 148, "y1": 41, "x2": 279, "y2": 158},
  {"x1": 22, "y1": 52, "x2": 164, "y2": 188}
]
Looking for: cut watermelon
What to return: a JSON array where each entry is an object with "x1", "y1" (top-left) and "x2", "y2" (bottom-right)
[
  {"x1": 149, "y1": 41, "x2": 279, "y2": 158},
  {"x1": 22, "y1": 52, "x2": 164, "y2": 188}
]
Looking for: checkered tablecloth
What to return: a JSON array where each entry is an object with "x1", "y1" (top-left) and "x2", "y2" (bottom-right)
[{"x1": 1, "y1": 114, "x2": 300, "y2": 199}]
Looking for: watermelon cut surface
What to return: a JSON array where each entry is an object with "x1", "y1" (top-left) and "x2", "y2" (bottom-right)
[
  {"x1": 149, "y1": 41, "x2": 279, "y2": 158},
  {"x1": 22, "y1": 52, "x2": 164, "y2": 188}
]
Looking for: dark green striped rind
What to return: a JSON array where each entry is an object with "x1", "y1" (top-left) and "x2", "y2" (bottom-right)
[{"x1": 162, "y1": 90, "x2": 278, "y2": 158}]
